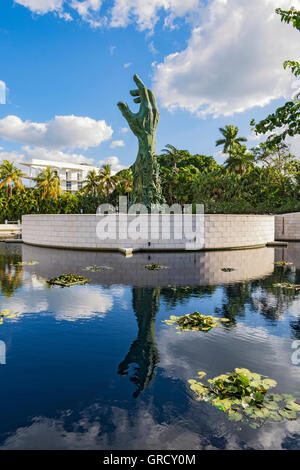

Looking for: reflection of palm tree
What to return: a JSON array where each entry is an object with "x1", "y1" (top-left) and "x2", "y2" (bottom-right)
[
  {"x1": 160, "y1": 285, "x2": 217, "y2": 309},
  {"x1": 118, "y1": 288, "x2": 160, "y2": 398},
  {"x1": 215, "y1": 284, "x2": 250, "y2": 324},
  {"x1": 0, "y1": 250, "x2": 24, "y2": 297}
]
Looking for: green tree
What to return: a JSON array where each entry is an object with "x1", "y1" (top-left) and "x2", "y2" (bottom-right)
[
  {"x1": 225, "y1": 144, "x2": 254, "y2": 176},
  {"x1": 161, "y1": 144, "x2": 187, "y2": 170},
  {"x1": 98, "y1": 163, "x2": 120, "y2": 200},
  {"x1": 115, "y1": 168, "x2": 133, "y2": 196},
  {"x1": 216, "y1": 125, "x2": 247, "y2": 154},
  {"x1": 34, "y1": 167, "x2": 61, "y2": 199},
  {"x1": 251, "y1": 8, "x2": 300, "y2": 147},
  {"x1": 82, "y1": 169, "x2": 100, "y2": 197},
  {"x1": 0, "y1": 160, "x2": 25, "y2": 197}
]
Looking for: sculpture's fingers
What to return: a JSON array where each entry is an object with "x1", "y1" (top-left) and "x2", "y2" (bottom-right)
[
  {"x1": 133, "y1": 74, "x2": 146, "y2": 91},
  {"x1": 148, "y1": 89, "x2": 159, "y2": 114},
  {"x1": 134, "y1": 97, "x2": 141, "y2": 104},
  {"x1": 130, "y1": 89, "x2": 140, "y2": 97},
  {"x1": 117, "y1": 101, "x2": 134, "y2": 122}
]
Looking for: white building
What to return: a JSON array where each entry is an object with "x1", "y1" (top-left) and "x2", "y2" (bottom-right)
[{"x1": 20, "y1": 159, "x2": 99, "y2": 193}]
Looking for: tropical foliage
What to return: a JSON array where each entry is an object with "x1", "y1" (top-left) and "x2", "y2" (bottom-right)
[
  {"x1": 216, "y1": 125, "x2": 247, "y2": 154},
  {"x1": 0, "y1": 160, "x2": 25, "y2": 197},
  {"x1": 34, "y1": 167, "x2": 61, "y2": 200},
  {"x1": 251, "y1": 7, "x2": 300, "y2": 148}
]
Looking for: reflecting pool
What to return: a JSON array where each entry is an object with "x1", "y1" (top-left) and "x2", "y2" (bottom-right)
[{"x1": 0, "y1": 242, "x2": 300, "y2": 449}]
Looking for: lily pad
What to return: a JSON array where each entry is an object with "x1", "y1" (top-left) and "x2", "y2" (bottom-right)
[
  {"x1": 47, "y1": 273, "x2": 90, "y2": 287},
  {"x1": 187, "y1": 368, "x2": 300, "y2": 429},
  {"x1": 279, "y1": 409, "x2": 298, "y2": 420},
  {"x1": 145, "y1": 264, "x2": 168, "y2": 271},
  {"x1": 162, "y1": 312, "x2": 230, "y2": 333},
  {"x1": 273, "y1": 282, "x2": 300, "y2": 289},
  {"x1": 83, "y1": 265, "x2": 112, "y2": 272}
]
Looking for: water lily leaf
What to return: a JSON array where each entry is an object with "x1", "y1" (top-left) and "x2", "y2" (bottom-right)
[
  {"x1": 249, "y1": 421, "x2": 261, "y2": 429},
  {"x1": 261, "y1": 379, "x2": 277, "y2": 389},
  {"x1": 241, "y1": 396, "x2": 253, "y2": 408},
  {"x1": 264, "y1": 401, "x2": 279, "y2": 410},
  {"x1": 252, "y1": 407, "x2": 268, "y2": 419},
  {"x1": 268, "y1": 411, "x2": 283, "y2": 422},
  {"x1": 235, "y1": 368, "x2": 251, "y2": 377},
  {"x1": 212, "y1": 398, "x2": 232, "y2": 412},
  {"x1": 279, "y1": 409, "x2": 298, "y2": 420},
  {"x1": 228, "y1": 410, "x2": 243, "y2": 422},
  {"x1": 272, "y1": 394, "x2": 284, "y2": 402},
  {"x1": 281, "y1": 394, "x2": 296, "y2": 402},
  {"x1": 83, "y1": 265, "x2": 112, "y2": 272},
  {"x1": 197, "y1": 371, "x2": 207, "y2": 379},
  {"x1": 285, "y1": 401, "x2": 300, "y2": 412}
]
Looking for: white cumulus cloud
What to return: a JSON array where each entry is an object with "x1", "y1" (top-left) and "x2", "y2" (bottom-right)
[
  {"x1": 0, "y1": 114, "x2": 113, "y2": 150},
  {"x1": 98, "y1": 156, "x2": 127, "y2": 173},
  {"x1": 14, "y1": 0, "x2": 64, "y2": 14},
  {"x1": 110, "y1": 140, "x2": 125, "y2": 149},
  {"x1": 120, "y1": 127, "x2": 129, "y2": 134},
  {"x1": 0, "y1": 146, "x2": 96, "y2": 165},
  {"x1": 153, "y1": 0, "x2": 300, "y2": 117},
  {"x1": 15, "y1": 0, "x2": 201, "y2": 30},
  {"x1": 0, "y1": 80, "x2": 6, "y2": 104},
  {"x1": 110, "y1": 0, "x2": 200, "y2": 31}
]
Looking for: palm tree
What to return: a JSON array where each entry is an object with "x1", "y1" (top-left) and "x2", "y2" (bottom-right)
[
  {"x1": 82, "y1": 169, "x2": 100, "y2": 197},
  {"x1": 34, "y1": 167, "x2": 61, "y2": 199},
  {"x1": 116, "y1": 168, "x2": 133, "y2": 195},
  {"x1": 161, "y1": 144, "x2": 186, "y2": 170},
  {"x1": 98, "y1": 164, "x2": 119, "y2": 200},
  {"x1": 216, "y1": 125, "x2": 247, "y2": 154},
  {"x1": 225, "y1": 144, "x2": 254, "y2": 175},
  {"x1": 0, "y1": 160, "x2": 25, "y2": 197}
]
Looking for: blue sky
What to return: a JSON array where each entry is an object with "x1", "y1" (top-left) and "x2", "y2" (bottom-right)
[{"x1": 0, "y1": 0, "x2": 299, "y2": 172}]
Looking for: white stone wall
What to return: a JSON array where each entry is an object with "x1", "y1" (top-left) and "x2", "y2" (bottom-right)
[
  {"x1": 22, "y1": 214, "x2": 274, "y2": 251},
  {"x1": 275, "y1": 213, "x2": 300, "y2": 241}
]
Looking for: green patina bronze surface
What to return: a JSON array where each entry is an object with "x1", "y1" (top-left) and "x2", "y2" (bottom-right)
[{"x1": 118, "y1": 74, "x2": 165, "y2": 209}]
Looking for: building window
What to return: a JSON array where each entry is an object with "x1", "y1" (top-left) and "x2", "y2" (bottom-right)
[
  {"x1": 66, "y1": 181, "x2": 72, "y2": 191},
  {"x1": 77, "y1": 182, "x2": 82, "y2": 190},
  {"x1": 77, "y1": 172, "x2": 82, "y2": 181}
]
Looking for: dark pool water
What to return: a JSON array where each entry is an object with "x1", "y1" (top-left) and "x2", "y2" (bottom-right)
[{"x1": 0, "y1": 242, "x2": 300, "y2": 450}]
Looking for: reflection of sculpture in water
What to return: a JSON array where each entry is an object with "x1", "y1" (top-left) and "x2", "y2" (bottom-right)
[{"x1": 118, "y1": 288, "x2": 160, "y2": 398}]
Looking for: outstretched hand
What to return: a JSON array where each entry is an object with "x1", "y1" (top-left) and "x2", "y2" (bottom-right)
[{"x1": 117, "y1": 74, "x2": 159, "y2": 139}]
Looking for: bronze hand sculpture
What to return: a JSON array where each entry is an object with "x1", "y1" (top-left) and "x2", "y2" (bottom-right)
[{"x1": 118, "y1": 74, "x2": 165, "y2": 210}]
